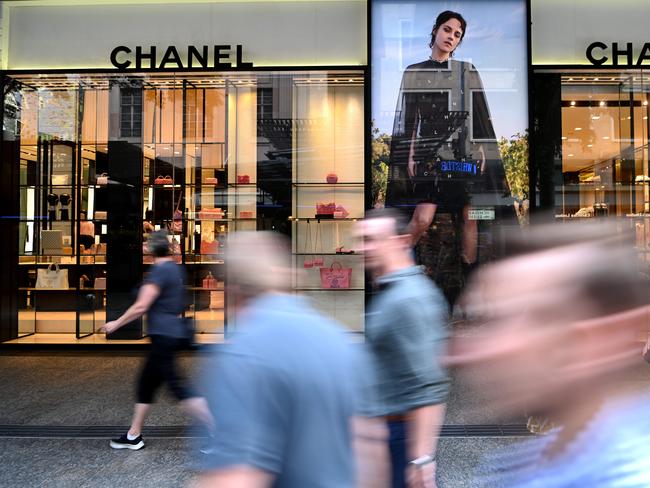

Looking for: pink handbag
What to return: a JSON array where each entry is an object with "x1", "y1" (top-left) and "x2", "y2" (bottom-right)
[
  {"x1": 303, "y1": 220, "x2": 314, "y2": 268},
  {"x1": 171, "y1": 193, "x2": 183, "y2": 234},
  {"x1": 326, "y1": 173, "x2": 338, "y2": 184},
  {"x1": 316, "y1": 202, "x2": 336, "y2": 216},
  {"x1": 237, "y1": 175, "x2": 250, "y2": 184},
  {"x1": 320, "y1": 262, "x2": 352, "y2": 289},
  {"x1": 313, "y1": 221, "x2": 324, "y2": 266},
  {"x1": 205, "y1": 177, "x2": 219, "y2": 185},
  {"x1": 333, "y1": 205, "x2": 349, "y2": 219}
]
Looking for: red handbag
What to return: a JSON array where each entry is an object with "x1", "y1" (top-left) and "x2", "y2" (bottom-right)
[
  {"x1": 202, "y1": 271, "x2": 217, "y2": 289},
  {"x1": 326, "y1": 173, "x2": 338, "y2": 184},
  {"x1": 201, "y1": 238, "x2": 219, "y2": 255},
  {"x1": 198, "y1": 208, "x2": 224, "y2": 220},
  {"x1": 320, "y1": 262, "x2": 352, "y2": 289},
  {"x1": 155, "y1": 175, "x2": 173, "y2": 185},
  {"x1": 237, "y1": 175, "x2": 250, "y2": 184},
  {"x1": 239, "y1": 211, "x2": 254, "y2": 219}
]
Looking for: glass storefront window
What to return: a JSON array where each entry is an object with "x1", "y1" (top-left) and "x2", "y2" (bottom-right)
[{"x1": 2, "y1": 70, "x2": 365, "y2": 344}]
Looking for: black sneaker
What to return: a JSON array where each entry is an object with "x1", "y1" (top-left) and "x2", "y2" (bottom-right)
[{"x1": 110, "y1": 433, "x2": 145, "y2": 450}]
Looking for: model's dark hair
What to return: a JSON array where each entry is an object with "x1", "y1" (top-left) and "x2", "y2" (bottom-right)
[
  {"x1": 429, "y1": 10, "x2": 467, "y2": 52},
  {"x1": 365, "y1": 207, "x2": 411, "y2": 236},
  {"x1": 147, "y1": 230, "x2": 171, "y2": 257}
]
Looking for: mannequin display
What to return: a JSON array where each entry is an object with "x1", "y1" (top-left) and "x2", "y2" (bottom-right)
[
  {"x1": 47, "y1": 193, "x2": 59, "y2": 221},
  {"x1": 59, "y1": 193, "x2": 72, "y2": 221},
  {"x1": 79, "y1": 211, "x2": 96, "y2": 251}
]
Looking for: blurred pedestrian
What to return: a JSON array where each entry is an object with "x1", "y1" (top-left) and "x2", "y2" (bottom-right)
[
  {"x1": 197, "y1": 231, "x2": 366, "y2": 488},
  {"x1": 101, "y1": 230, "x2": 212, "y2": 450},
  {"x1": 356, "y1": 208, "x2": 450, "y2": 488},
  {"x1": 452, "y1": 221, "x2": 650, "y2": 486}
]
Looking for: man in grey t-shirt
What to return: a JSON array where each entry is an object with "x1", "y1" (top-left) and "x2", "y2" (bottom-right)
[
  {"x1": 198, "y1": 232, "x2": 364, "y2": 488},
  {"x1": 356, "y1": 208, "x2": 450, "y2": 488}
]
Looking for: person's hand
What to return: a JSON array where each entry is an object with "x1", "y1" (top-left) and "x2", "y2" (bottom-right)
[
  {"x1": 101, "y1": 320, "x2": 120, "y2": 334},
  {"x1": 406, "y1": 462, "x2": 436, "y2": 488},
  {"x1": 407, "y1": 156, "x2": 416, "y2": 178}
]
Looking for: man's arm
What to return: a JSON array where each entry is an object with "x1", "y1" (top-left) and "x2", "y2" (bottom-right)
[
  {"x1": 406, "y1": 404, "x2": 446, "y2": 488},
  {"x1": 406, "y1": 404, "x2": 446, "y2": 461},
  {"x1": 197, "y1": 466, "x2": 274, "y2": 488}
]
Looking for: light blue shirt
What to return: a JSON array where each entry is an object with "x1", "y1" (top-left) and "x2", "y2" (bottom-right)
[
  {"x1": 201, "y1": 293, "x2": 366, "y2": 488},
  {"x1": 478, "y1": 393, "x2": 650, "y2": 487}
]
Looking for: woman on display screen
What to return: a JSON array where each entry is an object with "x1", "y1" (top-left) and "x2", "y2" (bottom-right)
[{"x1": 386, "y1": 10, "x2": 511, "y2": 306}]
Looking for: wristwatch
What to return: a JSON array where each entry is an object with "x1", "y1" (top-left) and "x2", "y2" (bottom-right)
[{"x1": 409, "y1": 454, "x2": 436, "y2": 467}]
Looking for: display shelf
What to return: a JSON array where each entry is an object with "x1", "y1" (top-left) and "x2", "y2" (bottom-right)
[
  {"x1": 19, "y1": 287, "x2": 106, "y2": 291},
  {"x1": 292, "y1": 182, "x2": 364, "y2": 186},
  {"x1": 293, "y1": 218, "x2": 360, "y2": 222},
  {"x1": 19, "y1": 262, "x2": 107, "y2": 266},
  {"x1": 293, "y1": 252, "x2": 359, "y2": 256},
  {"x1": 293, "y1": 287, "x2": 364, "y2": 292},
  {"x1": 187, "y1": 286, "x2": 225, "y2": 291}
]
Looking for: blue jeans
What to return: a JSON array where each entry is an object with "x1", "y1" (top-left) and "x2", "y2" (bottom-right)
[{"x1": 388, "y1": 419, "x2": 408, "y2": 488}]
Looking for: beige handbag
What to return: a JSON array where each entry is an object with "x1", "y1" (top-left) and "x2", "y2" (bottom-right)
[{"x1": 36, "y1": 264, "x2": 69, "y2": 289}]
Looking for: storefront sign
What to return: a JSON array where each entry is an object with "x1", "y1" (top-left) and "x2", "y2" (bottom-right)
[
  {"x1": 468, "y1": 208, "x2": 496, "y2": 221},
  {"x1": 2, "y1": 1, "x2": 366, "y2": 70},
  {"x1": 586, "y1": 42, "x2": 650, "y2": 67},
  {"x1": 110, "y1": 45, "x2": 253, "y2": 70},
  {"x1": 532, "y1": 0, "x2": 650, "y2": 66}
]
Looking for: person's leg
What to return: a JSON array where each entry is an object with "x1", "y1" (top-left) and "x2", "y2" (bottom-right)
[
  {"x1": 128, "y1": 403, "x2": 151, "y2": 438},
  {"x1": 131, "y1": 338, "x2": 165, "y2": 435},
  {"x1": 461, "y1": 205, "x2": 478, "y2": 265},
  {"x1": 388, "y1": 419, "x2": 408, "y2": 488},
  {"x1": 158, "y1": 336, "x2": 214, "y2": 430},
  {"x1": 408, "y1": 203, "x2": 437, "y2": 246}
]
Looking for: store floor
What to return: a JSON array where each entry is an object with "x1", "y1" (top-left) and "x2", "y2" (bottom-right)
[
  {"x1": 5, "y1": 332, "x2": 225, "y2": 345},
  {"x1": 1, "y1": 352, "x2": 649, "y2": 487}
]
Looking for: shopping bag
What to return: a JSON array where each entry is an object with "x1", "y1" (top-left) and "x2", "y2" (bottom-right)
[
  {"x1": 36, "y1": 264, "x2": 69, "y2": 289},
  {"x1": 171, "y1": 193, "x2": 183, "y2": 234},
  {"x1": 303, "y1": 220, "x2": 314, "y2": 268},
  {"x1": 320, "y1": 262, "x2": 352, "y2": 289}
]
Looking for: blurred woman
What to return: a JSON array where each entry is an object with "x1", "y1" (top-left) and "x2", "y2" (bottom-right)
[{"x1": 102, "y1": 230, "x2": 212, "y2": 450}]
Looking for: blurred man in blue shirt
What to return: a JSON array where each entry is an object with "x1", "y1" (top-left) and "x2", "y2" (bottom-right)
[{"x1": 198, "y1": 231, "x2": 366, "y2": 488}]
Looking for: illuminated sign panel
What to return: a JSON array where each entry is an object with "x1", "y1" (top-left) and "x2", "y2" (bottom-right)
[
  {"x1": 532, "y1": 0, "x2": 650, "y2": 66},
  {"x1": 3, "y1": 1, "x2": 366, "y2": 70}
]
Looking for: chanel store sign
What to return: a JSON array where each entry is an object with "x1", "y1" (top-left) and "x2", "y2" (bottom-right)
[{"x1": 110, "y1": 45, "x2": 254, "y2": 70}]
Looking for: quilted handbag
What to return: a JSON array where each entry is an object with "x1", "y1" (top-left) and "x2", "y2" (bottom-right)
[
  {"x1": 96, "y1": 173, "x2": 109, "y2": 185},
  {"x1": 237, "y1": 175, "x2": 251, "y2": 184},
  {"x1": 205, "y1": 177, "x2": 219, "y2": 185},
  {"x1": 320, "y1": 262, "x2": 352, "y2": 289},
  {"x1": 316, "y1": 202, "x2": 336, "y2": 215}
]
